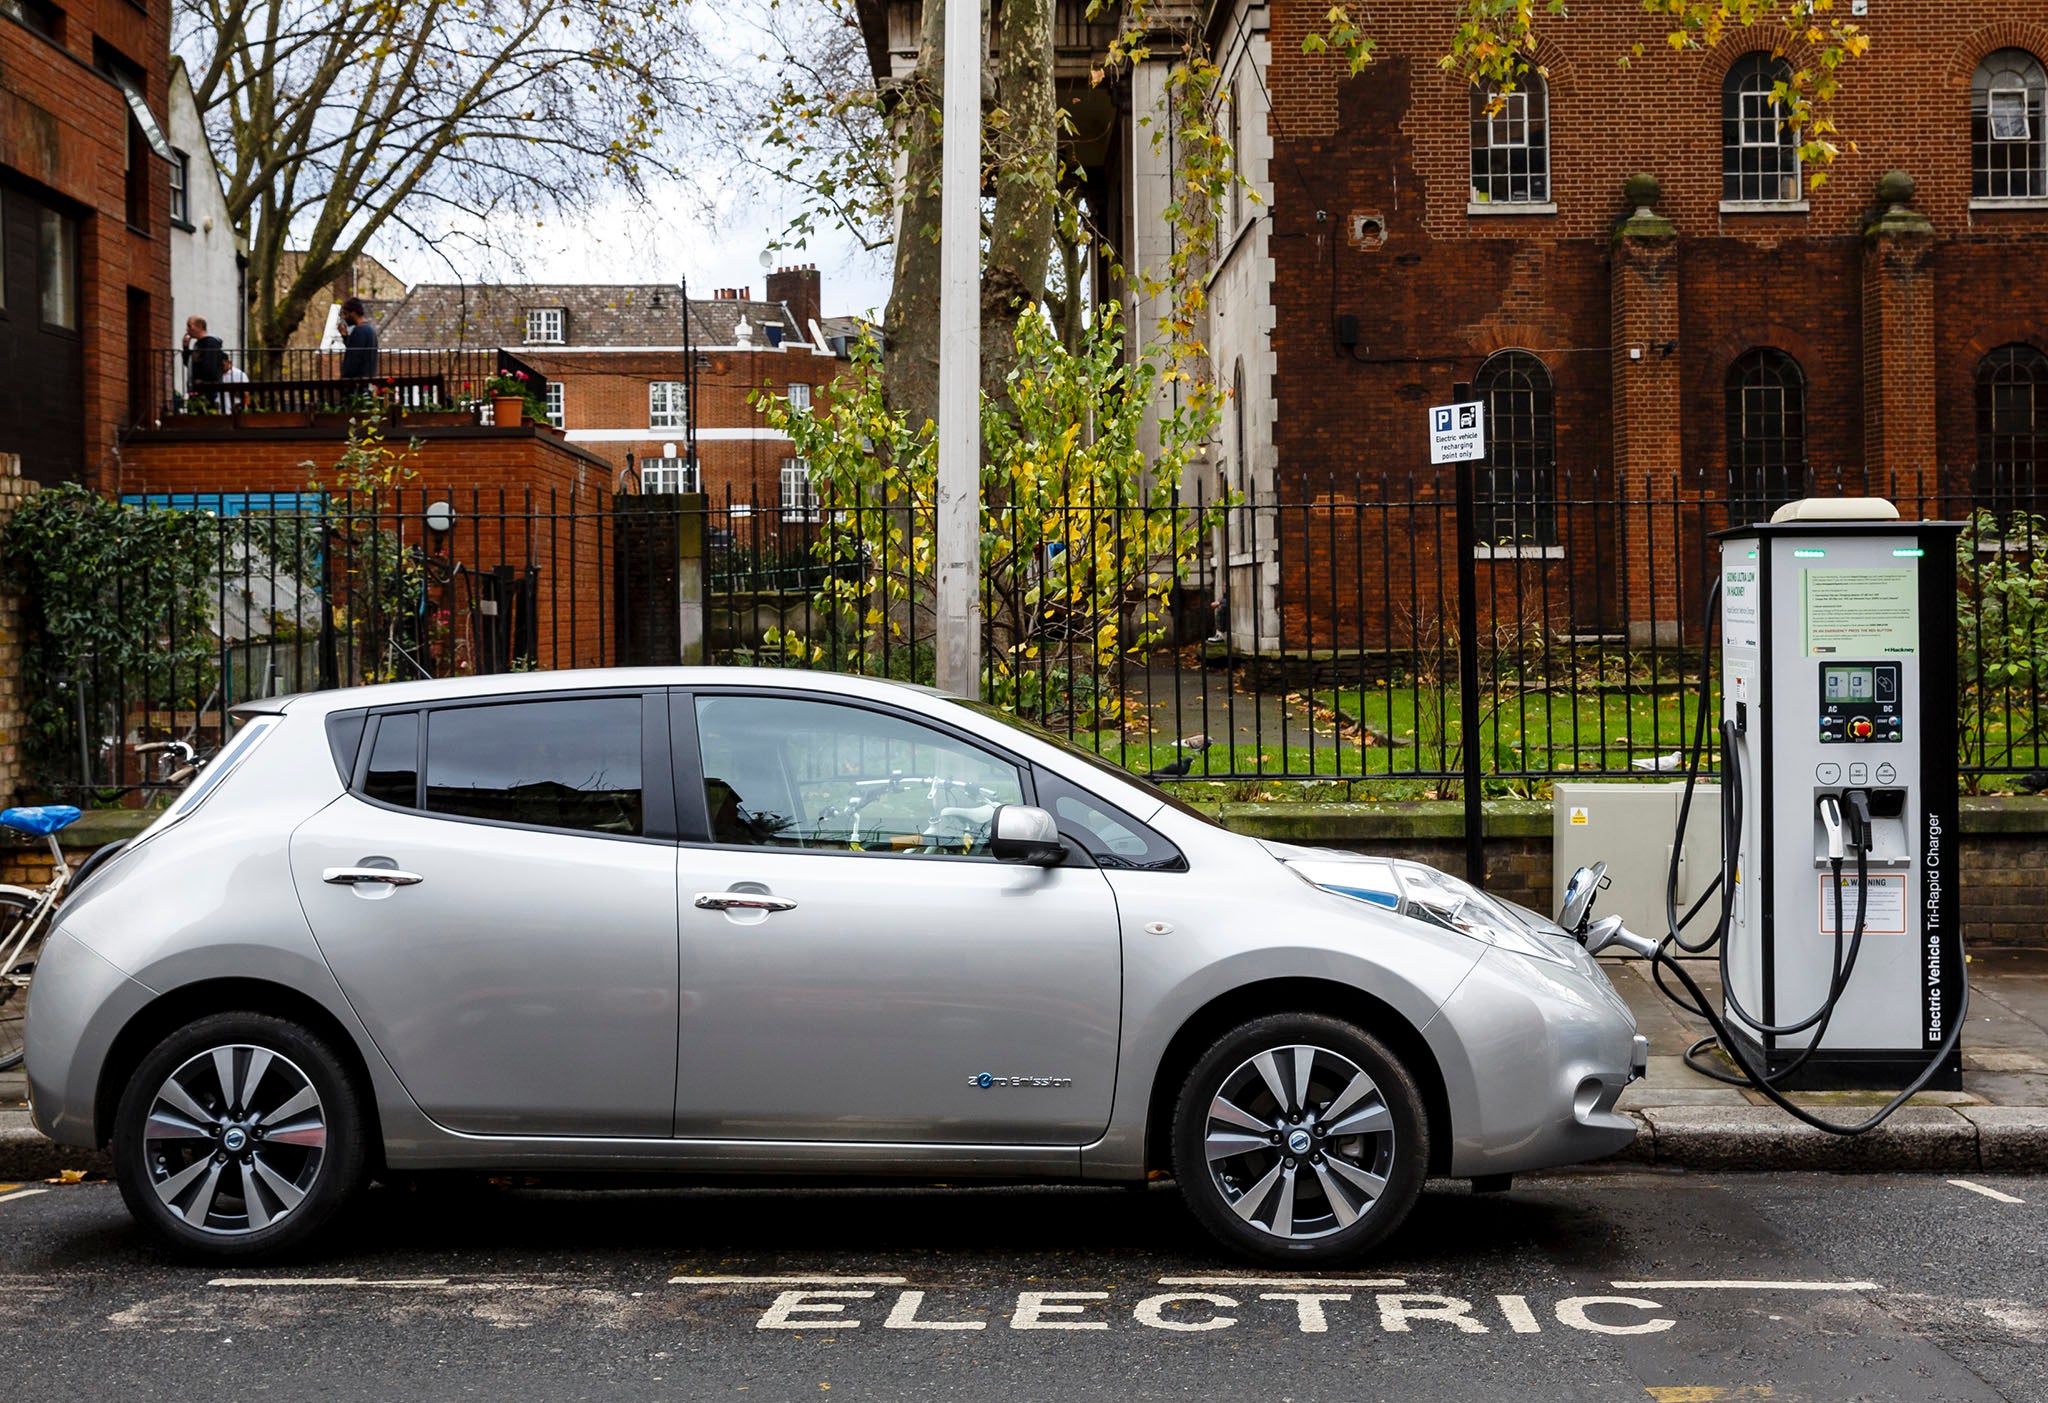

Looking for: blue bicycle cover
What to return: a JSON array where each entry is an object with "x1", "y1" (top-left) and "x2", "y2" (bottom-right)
[{"x1": 0, "y1": 805, "x2": 83, "y2": 836}]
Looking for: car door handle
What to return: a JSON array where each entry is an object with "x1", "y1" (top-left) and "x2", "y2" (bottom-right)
[
  {"x1": 693, "y1": 891, "x2": 797, "y2": 913},
  {"x1": 323, "y1": 867, "x2": 425, "y2": 887}
]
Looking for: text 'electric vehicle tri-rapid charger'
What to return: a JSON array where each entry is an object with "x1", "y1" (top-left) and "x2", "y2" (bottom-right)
[{"x1": 1568, "y1": 497, "x2": 1967, "y2": 1135}]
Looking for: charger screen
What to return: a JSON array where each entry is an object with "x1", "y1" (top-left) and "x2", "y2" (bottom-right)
[{"x1": 1822, "y1": 665, "x2": 1875, "y2": 702}]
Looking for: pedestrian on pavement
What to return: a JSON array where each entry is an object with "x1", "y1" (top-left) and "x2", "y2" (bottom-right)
[
  {"x1": 181, "y1": 315, "x2": 226, "y2": 405},
  {"x1": 339, "y1": 297, "x2": 379, "y2": 381}
]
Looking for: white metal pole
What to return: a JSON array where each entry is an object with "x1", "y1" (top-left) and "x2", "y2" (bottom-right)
[{"x1": 934, "y1": 0, "x2": 982, "y2": 698}]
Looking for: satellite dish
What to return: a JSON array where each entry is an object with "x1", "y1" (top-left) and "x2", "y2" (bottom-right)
[{"x1": 758, "y1": 248, "x2": 775, "y2": 270}]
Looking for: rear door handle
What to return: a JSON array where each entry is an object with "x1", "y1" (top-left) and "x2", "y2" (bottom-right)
[
  {"x1": 693, "y1": 891, "x2": 797, "y2": 913},
  {"x1": 323, "y1": 867, "x2": 425, "y2": 887}
]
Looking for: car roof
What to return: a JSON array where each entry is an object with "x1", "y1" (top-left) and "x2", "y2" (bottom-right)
[{"x1": 238, "y1": 668, "x2": 951, "y2": 717}]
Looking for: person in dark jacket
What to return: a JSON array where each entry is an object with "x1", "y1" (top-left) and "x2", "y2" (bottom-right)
[
  {"x1": 181, "y1": 316, "x2": 226, "y2": 404},
  {"x1": 339, "y1": 297, "x2": 379, "y2": 381}
]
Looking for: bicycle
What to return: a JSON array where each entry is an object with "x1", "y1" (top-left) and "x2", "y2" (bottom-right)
[
  {"x1": 0, "y1": 742, "x2": 204, "y2": 1071},
  {"x1": 0, "y1": 805, "x2": 86, "y2": 1072}
]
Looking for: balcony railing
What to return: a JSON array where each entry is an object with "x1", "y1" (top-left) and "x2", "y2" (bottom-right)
[{"x1": 142, "y1": 347, "x2": 547, "y2": 426}]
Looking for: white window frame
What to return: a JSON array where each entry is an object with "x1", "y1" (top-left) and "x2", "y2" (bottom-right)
[
  {"x1": 649, "y1": 380, "x2": 687, "y2": 430},
  {"x1": 1738, "y1": 88, "x2": 1785, "y2": 149},
  {"x1": 168, "y1": 149, "x2": 190, "y2": 225},
  {"x1": 524, "y1": 307, "x2": 565, "y2": 344},
  {"x1": 1990, "y1": 87, "x2": 2033, "y2": 142},
  {"x1": 545, "y1": 381, "x2": 564, "y2": 428},
  {"x1": 780, "y1": 458, "x2": 820, "y2": 523},
  {"x1": 641, "y1": 456, "x2": 698, "y2": 494},
  {"x1": 787, "y1": 382, "x2": 812, "y2": 412},
  {"x1": 1488, "y1": 90, "x2": 1531, "y2": 149}
]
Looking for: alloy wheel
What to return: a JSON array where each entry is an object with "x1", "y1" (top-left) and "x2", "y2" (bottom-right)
[
  {"x1": 140, "y1": 1043, "x2": 328, "y2": 1235},
  {"x1": 1202, "y1": 1042, "x2": 1396, "y2": 1241}
]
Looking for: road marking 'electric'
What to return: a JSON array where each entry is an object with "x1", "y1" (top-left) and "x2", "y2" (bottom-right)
[
  {"x1": 1156, "y1": 1276, "x2": 1407, "y2": 1288},
  {"x1": 1946, "y1": 1179, "x2": 2026, "y2": 1204},
  {"x1": 672, "y1": 1275, "x2": 910, "y2": 1286},
  {"x1": 0, "y1": 1189, "x2": 49, "y2": 1205},
  {"x1": 1611, "y1": 1280, "x2": 1880, "y2": 1292}
]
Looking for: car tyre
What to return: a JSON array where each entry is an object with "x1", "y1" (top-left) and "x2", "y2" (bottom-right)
[
  {"x1": 113, "y1": 1011, "x2": 368, "y2": 1260},
  {"x1": 1171, "y1": 1012, "x2": 1428, "y2": 1264}
]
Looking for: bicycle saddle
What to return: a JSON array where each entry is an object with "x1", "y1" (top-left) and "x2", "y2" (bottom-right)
[{"x1": 0, "y1": 805, "x2": 82, "y2": 836}]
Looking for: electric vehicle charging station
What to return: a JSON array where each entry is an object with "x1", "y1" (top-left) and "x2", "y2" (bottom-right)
[{"x1": 1715, "y1": 501, "x2": 1965, "y2": 1091}]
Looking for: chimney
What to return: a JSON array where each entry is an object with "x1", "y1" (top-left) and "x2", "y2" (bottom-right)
[{"x1": 764, "y1": 264, "x2": 822, "y2": 339}]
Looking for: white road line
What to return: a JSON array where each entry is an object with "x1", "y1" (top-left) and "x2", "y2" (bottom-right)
[
  {"x1": 1157, "y1": 1276, "x2": 1407, "y2": 1289},
  {"x1": 1612, "y1": 1280, "x2": 1881, "y2": 1292},
  {"x1": 1947, "y1": 1178, "x2": 2026, "y2": 1205},
  {"x1": 0, "y1": 1189, "x2": 50, "y2": 1204},
  {"x1": 671, "y1": 1275, "x2": 910, "y2": 1286},
  {"x1": 210, "y1": 1277, "x2": 454, "y2": 1289}
]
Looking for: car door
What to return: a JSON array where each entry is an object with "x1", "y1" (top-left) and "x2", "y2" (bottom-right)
[
  {"x1": 290, "y1": 691, "x2": 679, "y2": 1137},
  {"x1": 672, "y1": 690, "x2": 1123, "y2": 1146}
]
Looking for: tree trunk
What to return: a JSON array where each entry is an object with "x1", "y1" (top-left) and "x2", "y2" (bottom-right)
[
  {"x1": 982, "y1": 0, "x2": 1055, "y2": 403},
  {"x1": 880, "y1": 0, "x2": 952, "y2": 439}
]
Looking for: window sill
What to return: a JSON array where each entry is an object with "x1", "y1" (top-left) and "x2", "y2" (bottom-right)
[
  {"x1": 1467, "y1": 200, "x2": 1557, "y2": 216},
  {"x1": 169, "y1": 217, "x2": 195, "y2": 234},
  {"x1": 1474, "y1": 544, "x2": 1564, "y2": 560},
  {"x1": 1971, "y1": 197, "x2": 2048, "y2": 211},
  {"x1": 1719, "y1": 199, "x2": 1809, "y2": 215}
]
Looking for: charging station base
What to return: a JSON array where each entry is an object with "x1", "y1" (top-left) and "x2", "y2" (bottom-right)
[{"x1": 1722, "y1": 1027, "x2": 1963, "y2": 1093}]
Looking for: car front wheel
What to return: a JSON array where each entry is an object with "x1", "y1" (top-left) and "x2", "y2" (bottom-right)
[
  {"x1": 112, "y1": 1012, "x2": 367, "y2": 1259},
  {"x1": 1171, "y1": 1012, "x2": 1428, "y2": 1263}
]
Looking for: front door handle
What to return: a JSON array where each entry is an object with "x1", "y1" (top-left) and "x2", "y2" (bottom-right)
[
  {"x1": 323, "y1": 867, "x2": 425, "y2": 887},
  {"x1": 693, "y1": 891, "x2": 797, "y2": 913}
]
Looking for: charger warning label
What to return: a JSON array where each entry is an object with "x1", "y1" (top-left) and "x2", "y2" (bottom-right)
[{"x1": 1818, "y1": 873, "x2": 1907, "y2": 934}]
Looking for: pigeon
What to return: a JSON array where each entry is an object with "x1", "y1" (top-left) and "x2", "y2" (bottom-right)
[{"x1": 1146, "y1": 734, "x2": 1215, "y2": 780}]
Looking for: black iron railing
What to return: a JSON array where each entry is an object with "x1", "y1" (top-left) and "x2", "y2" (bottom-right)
[{"x1": 141, "y1": 347, "x2": 547, "y2": 423}]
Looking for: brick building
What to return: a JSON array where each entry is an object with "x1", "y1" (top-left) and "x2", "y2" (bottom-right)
[
  {"x1": 378, "y1": 268, "x2": 853, "y2": 514},
  {"x1": 863, "y1": 2, "x2": 2048, "y2": 646},
  {"x1": 2, "y1": 0, "x2": 174, "y2": 487}
]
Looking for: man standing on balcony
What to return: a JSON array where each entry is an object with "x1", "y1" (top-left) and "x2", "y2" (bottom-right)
[
  {"x1": 339, "y1": 297, "x2": 380, "y2": 381},
  {"x1": 180, "y1": 316, "x2": 225, "y2": 405}
]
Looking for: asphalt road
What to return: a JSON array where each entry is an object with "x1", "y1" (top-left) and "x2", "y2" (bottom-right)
[{"x1": 0, "y1": 1169, "x2": 2042, "y2": 1402}]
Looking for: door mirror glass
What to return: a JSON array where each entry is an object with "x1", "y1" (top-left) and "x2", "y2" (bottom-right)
[
  {"x1": 1557, "y1": 860, "x2": 1607, "y2": 934},
  {"x1": 988, "y1": 804, "x2": 1065, "y2": 866}
]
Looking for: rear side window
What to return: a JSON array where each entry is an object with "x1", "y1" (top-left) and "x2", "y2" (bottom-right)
[
  {"x1": 424, "y1": 698, "x2": 642, "y2": 836},
  {"x1": 362, "y1": 712, "x2": 419, "y2": 808}
]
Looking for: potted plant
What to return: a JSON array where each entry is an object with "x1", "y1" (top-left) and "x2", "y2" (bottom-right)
[
  {"x1": 486, "y1": 370, "x2": 544, "y2": 428},
  {"x1": 157, "y1": 394, "x2": 221, "y2": 428}
]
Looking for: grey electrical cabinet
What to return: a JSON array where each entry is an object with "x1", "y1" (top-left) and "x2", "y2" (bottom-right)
[{"x1": 1553, "y1": 782, "x2": 1722, "y2": 952}]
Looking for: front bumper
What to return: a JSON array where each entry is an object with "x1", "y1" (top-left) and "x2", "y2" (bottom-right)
[{"x1": 1427, "y1": 948, "x2": 1642, "y2": 1178}]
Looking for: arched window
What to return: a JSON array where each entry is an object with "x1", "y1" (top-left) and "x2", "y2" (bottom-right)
[
  {"x1": 1474, "y1": 351, "x2": 1556, "y2": 545},
  {"x1": 1977, "y1": 344, "x2": 2048, "y2": 511},
  {"x1": 1723, "y1": 53, "x2": 1800, "y2": 203},
  {"x1": 1973, "y1": 49, "x2": 2048, "y2": 201},
  {"x1": 1726, "y1": 349, "x2": 1807, "y2": 520},
  {"x1": 1470, "y1": 73, "x2": 1550, "y2": 207}
]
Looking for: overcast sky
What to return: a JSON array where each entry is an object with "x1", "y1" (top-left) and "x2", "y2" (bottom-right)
[{"x1": 373, "y1": 2, "x2": 892, "y2": 320}]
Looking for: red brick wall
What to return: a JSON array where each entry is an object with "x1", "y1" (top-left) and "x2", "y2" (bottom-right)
[
  {"x1": 518, "y1": 346, "x2": 844, "y2": 509},
  {"x1": 0, "y1": 0, "x2": 173, "y2": 487},
  {"x1": 120, "y1": 426, "x2": 618, "y2": 669}
]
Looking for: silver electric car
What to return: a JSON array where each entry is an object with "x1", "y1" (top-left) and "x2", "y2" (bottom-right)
[{"x1": 24, "y1": 668, "x2": 1642, "y2": 1261}]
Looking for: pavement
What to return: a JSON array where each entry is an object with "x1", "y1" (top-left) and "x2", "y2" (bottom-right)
[{"x1": 4, "y1": 947, "x2": 2047, "y2": 1180}]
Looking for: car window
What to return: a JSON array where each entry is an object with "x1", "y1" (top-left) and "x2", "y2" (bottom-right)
[
  {"x1": 362, "y1": 712, "x2": 419, "y2": 808},
  {"x1": 694, "y1": 695, "x2": 1024, "y2": 856},
  {"x1": 1035, "y1": 768, "x2": 1187, "y2": 871},
  {"x1": 421, "y1": 697, "x2": 643, "y2": 836}
]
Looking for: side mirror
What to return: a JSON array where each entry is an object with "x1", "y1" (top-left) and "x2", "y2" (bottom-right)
[
  {"x1": 989, "y1": 804, "x2": 1066, "y2": 866},
  {"x1": 1557, "y1": 860, "x2": 1608, "y2": 935}
]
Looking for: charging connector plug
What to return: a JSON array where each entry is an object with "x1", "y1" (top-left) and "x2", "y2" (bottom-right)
[
  {"x1": 1818, "y1": 794, "x2": 1847, "y2": 862},
  {"x1": 1845, "y1": 789, "x2": 1875, "y2": 853}
]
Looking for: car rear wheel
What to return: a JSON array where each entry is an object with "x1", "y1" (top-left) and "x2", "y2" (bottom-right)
[
  {"x1": 113, "y1": 1012, "x2": 367, "y2": 1259},
  {"x1": 1171, "y1": 1012, "x2": 1428, "y2": 1263}
]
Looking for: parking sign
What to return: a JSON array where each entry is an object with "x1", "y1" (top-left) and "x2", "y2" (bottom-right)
[{"x1": 1427, "y1": 401, "x2": 1486, "y2": 464}]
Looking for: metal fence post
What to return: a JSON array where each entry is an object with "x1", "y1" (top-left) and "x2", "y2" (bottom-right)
[{"x1": 1453, "y1": 380, "x2": 1485, "y2": 887}]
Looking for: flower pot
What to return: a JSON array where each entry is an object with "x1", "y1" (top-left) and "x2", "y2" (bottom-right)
[{"x1": 491, "y1": 395, "x2": 527, "y2": 427}]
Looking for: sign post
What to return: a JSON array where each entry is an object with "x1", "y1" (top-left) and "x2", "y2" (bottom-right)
[{"x1": 1438, "y1": 389, "x2": 1487, "y2": 887}]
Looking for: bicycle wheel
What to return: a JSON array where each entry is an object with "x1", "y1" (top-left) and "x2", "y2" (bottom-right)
[{"x1": 0, "y1": 891, "x2": 41, "y2": 1073}]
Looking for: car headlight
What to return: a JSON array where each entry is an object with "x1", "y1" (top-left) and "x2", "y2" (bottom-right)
[{"x1": 1284, "y1": 857, "x2": 1576, "y2": 966}]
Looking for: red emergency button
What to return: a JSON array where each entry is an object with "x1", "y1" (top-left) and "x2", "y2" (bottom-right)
[{"x1": 1849, "y1": 718, "x2": 1875, "y2": 739}]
